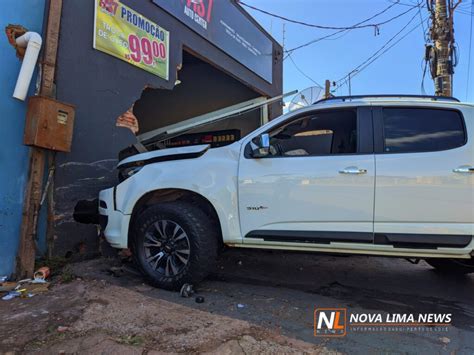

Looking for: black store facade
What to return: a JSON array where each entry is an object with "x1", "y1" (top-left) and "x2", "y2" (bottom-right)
[{"x1": 53, "y1": 0, "x2": 283, "y2": 257}]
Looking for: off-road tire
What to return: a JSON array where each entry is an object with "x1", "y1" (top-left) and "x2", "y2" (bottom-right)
[
  {"x1": 132, "y1": 202, "x2": 218, "y2": 290},
  {"x1": 425, "y1": 258, "x2": 474, "y2": 274}
]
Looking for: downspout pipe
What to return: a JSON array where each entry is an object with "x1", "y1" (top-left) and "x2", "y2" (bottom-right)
[{"x1": 13, "y1": 32, "x2": 43, "y2": 101}]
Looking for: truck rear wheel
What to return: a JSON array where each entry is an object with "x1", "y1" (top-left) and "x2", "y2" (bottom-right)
[
  {"x1": 425, "y1": 258, "x2": 474, "y2": 274},
  {"x1": 132, "y1": 202, "x2": 218, "y2": 290}
]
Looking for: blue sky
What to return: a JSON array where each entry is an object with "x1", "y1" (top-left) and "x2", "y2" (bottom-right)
[{"x1": 244, "y1": 0, "x2": 474, "y2": 102}]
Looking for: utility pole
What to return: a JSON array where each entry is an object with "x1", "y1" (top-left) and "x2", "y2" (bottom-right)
[
  {"x1": 324, "y1": 80, "x2": 331, "y2": 99},
  {"x1": 428, "y1": 0, "x2": 460, "y2": 97}
]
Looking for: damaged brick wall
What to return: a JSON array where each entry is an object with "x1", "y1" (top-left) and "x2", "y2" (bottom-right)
[{"x1": 53, "y1": 0, "x2": 282, "y2": 258}]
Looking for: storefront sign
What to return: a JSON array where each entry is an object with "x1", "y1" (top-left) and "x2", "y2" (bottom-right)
[
  {"x1": 152, "y1": 0, "x2": 273, "y2": 83},
  {"x1": 94, "y1": 0, "x2": 170, "y2": 80}
]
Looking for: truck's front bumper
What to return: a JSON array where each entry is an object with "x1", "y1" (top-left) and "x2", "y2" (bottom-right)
[{"x1": 98, "y1": 187, "x2": 130, "y2": 249}]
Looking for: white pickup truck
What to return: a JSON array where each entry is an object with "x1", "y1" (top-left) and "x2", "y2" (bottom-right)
[{"x1": 91, "y1": 95, "x2": 474, "y2": 290}]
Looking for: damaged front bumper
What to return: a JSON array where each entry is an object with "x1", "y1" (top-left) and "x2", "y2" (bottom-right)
[
  {"x1": 74, "y1": 187, "x2": 130, "y2": 249},
  {"x1": 98, "y1": 187, "x2": 130, "y2": 249}
]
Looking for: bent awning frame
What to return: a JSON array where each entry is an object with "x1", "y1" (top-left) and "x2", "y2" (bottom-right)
[{"x1": 137, "y1": 90, "x2": 297, "y2": 146}]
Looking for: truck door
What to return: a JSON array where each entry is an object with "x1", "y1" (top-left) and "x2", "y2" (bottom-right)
[
  {"x1": 238, "y1": 107, "x2": 376, "y2": 244},
  {"x1": 372, "y1": 106, "x2": 473, "y2": 248}
]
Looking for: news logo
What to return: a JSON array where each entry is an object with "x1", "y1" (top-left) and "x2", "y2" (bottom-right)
[{"x1": 314, "y1": 308, "x2": 347, "y2": 337}]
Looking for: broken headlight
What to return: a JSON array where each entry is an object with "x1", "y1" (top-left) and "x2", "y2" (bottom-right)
[{"x1": 118, "y1": 166, "x2": 143, "y2": 182}]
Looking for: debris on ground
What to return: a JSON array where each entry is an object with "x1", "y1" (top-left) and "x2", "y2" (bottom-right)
[
  {"x1": 195, "y1": 296, "x2": 205, "y2": 303},
  {"x1": 107, "y1": 264, "x2": 141, "y2": 278},
  {"x1": 18, "y1": 281, "x2": 50, "y2": 294},
  {"x1": 2, "y1": 291, "x2": 22, "y2": 301},
  {"x1": 0, "y1": 266, "x2": 53, "y2": 302},
  {"x1": 237, "y1": 303, "x2": 246, "y2": 309},
  {"x1": 107, "y1": 266, "x2": 125, "y2": 277},
  {"x1": 34, "y1": 266, "x2": 51, "y2": 281},
  {"x1": 180, "y1": 283, "x2": 194, "y2": 297},
  {"x1": 439, "y1": 336, "x2": 451, "y2": 344},
  {"x1": 57, "y1": 326, "x2": 70, "y2": 333},
  {"x1": 0, "y1": 282, "x2": 17, "y2": 293},
  {"x1": 0, "y1": 270, "x2": 329, "y2": 354}
]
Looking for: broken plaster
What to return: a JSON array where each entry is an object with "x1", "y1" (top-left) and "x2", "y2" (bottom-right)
[{"x1": 116, "y1": 106, "x2": 139, "y2": 134}]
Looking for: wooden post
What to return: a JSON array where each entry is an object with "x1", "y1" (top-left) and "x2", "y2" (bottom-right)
[
  {"x1": 16, "y1": 0, "x2": 63, "y2": 278},
  {"x1": 41, "y1": 0, "x2": 62, "y2": 98},
  {"x1": 16, "y1": 149, "x2": 46, "y2": 278},
  {"x1": 324, "y1": 80, "x2": 331, "y2": 99}
]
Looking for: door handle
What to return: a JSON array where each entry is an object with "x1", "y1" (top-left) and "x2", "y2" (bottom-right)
[
  {"x1": 339, "y1": 167, "x2": 367, "y2": 175},
  {"x1": 453, "y1": 166, "x2": 474, "y2": 174}
]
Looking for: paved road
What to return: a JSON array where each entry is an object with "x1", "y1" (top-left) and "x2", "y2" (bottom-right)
[{"x1": 97, "y1": 249, "x2": 474, "y2": 354}]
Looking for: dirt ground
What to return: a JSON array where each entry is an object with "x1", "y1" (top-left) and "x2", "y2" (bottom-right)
[
  {"x1": 0, "y1": 260, "x2": 329, "y2": 354},
  {"x1": 2, "y1": 248, "x2": 473, "y2": 354}
]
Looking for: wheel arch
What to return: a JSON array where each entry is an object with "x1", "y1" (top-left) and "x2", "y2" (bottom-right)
[{"x1": 128, "y1": 188, "x2": 223, "y2": 248}]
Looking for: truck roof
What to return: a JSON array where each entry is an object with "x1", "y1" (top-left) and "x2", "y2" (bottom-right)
[{"x1": 313, "y1": 94, "x2": 474, "y2": 108}]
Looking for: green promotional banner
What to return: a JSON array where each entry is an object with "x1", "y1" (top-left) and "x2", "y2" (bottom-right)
[{"x1": 93, "y1": 0, "x2": 170, "y2": 80}]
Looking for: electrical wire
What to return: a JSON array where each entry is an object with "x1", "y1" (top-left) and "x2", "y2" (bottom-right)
[
  {"x1": 282, "y1": 1, "x2": 417, "y2": 54},
  {"x1": 335, "y1": 14, "x2": 427, "y2": 91},
  {"x1": 335, "y1": 10, "x2": 421, "y2": 87},
  {"x1": 240, "y1": 1, "x2": 413, "y2": 31},
  {"x1": 456, "y1": 8, "x2": 474, "y2": 15},
  {"x1": 287, "y1": 53, "x2": 324, "y2": 88},
  {"x1": 416, "y1": 0, "x2": 429, "y2": 41},
  {"x1": 456, "y1": 0, "x2": 474, "y2": 16}
]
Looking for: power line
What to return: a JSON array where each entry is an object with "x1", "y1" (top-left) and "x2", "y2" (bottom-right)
[
  {"x1": 287, "y1": 53, "x2": 324, "y2": 88},
  {"x1": 336, "y1": 19, "x2": 425, "y2": 91},
  {"x1": 335, "y1": 10, "x2": 420, "y2": 85},
  {"x1": 338, "y1": 19, "x2": 426, "y2": 91},
  {"x1": 455, "y1": 1, "x2": 474, "y2": 16},
  {"x1": 278, "y1": 1, "x2": 418, "y2": 54},
  {"x1": 284, "y1": 30, "x2": 349, "y2": 56},
  {"x1": 456, "y1": 8, "x2": 474, "y2": 15},
  {"x1": 240, "y1": 0, "x2": 414, "y2": 31},
  {"x1": 466, "y1": 0, "x2": 473, "y2": 99},
  {"x1": 335, "y1": 13, "x2": 427, "y2": 91},
  {"x1": 416, "y1": 0, "x2": 429, "y2": 41}
]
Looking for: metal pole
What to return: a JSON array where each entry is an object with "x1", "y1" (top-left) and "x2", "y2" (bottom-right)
[{"x1": 348, "y1": 72, "x2": 352, "y2": 97}]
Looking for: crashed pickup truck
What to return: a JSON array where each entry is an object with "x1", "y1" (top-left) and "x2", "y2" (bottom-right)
[{"x1": 77, "y1": 94, "x2": 474, "y2": 290}]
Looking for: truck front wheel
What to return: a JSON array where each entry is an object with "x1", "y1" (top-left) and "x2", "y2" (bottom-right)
[{"x1": 132, "y1": 202, "x2": 218, "y2": 290}]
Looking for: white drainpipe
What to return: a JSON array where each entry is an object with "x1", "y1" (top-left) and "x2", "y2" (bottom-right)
[{"x1": 13, "y1": 32, "x2": 43, "y2": 101}]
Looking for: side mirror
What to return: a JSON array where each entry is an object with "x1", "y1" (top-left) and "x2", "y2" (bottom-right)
[{"x1": 251, "y1": 133, "x2": 270, "y2": 158}]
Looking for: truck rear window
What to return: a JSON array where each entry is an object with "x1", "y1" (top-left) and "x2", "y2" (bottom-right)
[{"x1": 382, "y1": 108, "x2": 466, "y2": 153}]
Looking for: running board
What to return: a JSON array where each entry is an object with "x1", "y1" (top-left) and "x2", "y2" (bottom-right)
[
  {"x1": 246, "y1": 230, "x2": 372, "y2": 244},
  {"x1": 245, "y1": 230, "x2": 472, "y2": 249}
]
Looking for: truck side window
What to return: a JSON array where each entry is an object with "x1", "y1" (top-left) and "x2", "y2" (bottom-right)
[
  {"x1": 382, "y1": 108, "x2": 466, "y2": 153},
  {"x1": 268, "y1": 110, "x2": 357, "y2": 157}
]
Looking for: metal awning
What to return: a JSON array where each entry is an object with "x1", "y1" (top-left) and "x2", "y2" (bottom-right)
[{"x1": 137, "y1": 90, "x2": 297, "y2": 145}]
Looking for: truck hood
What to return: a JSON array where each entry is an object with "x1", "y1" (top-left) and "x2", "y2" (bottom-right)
[{"x1": 118, "y1": 144, "x2": 210, "y2": 169}]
